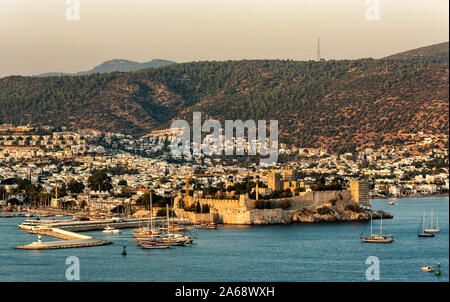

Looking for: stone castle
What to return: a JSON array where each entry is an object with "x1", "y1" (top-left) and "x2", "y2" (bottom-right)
[{"x1": 173, "y1": 179, "x2": 371, "y2": 225}]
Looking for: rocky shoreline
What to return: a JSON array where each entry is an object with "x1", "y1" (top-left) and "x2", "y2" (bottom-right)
[
  {"x1": 291, "y1": 207, "x2": 393, "y2": 223},
  {"x1": 248, "y1": 200, "x2": 394, "y2": 225}
]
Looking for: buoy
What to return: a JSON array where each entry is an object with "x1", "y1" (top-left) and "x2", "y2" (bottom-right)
[
  {"x1": 435, "y1": 263, "x2": 441, "y2": 276},
  {"x1": 122, "y1": 245, "x2": 127, "y2": 256}
]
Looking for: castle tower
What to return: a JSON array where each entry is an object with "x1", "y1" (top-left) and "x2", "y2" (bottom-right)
[
  {"x1": 349, "y1": 179, "x2": 370, "y2": 207},
  {"x1": 268, "y1": 171, "x2": 281, "y2": 191}
]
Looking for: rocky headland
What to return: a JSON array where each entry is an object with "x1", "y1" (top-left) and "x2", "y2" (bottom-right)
[{"x1": 291, "y1": 205, "x2": 393, "y2": 223}]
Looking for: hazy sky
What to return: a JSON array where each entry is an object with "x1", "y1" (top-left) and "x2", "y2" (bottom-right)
[{"x1": 0, "y1": 0, "x2": 448, "y2": 77}]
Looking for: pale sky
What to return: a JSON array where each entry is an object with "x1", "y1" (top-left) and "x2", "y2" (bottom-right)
[{"x1": 0, "y1": 0, "x2": 448, "y2": 77}]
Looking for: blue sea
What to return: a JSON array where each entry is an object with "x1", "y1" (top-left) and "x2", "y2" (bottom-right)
[{"x1": 0, "y1": 197, "x2": 448, "y2": 282}]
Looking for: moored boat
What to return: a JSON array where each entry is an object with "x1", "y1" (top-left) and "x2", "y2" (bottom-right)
[
  {"x1": 418, "y1": 211, "x2": 435, "y2": 237},
  {"x1": 421, "y1": 266, "x2": 433, "y2": 272},
  {"x1": 362, "y1": 236, "x2": 393, "y2": 243},
  {"x1": 102, "y1": 225, "x2": 122, "y2": 234},
  {"x1": 200, "y1": 223, "x2": 219, "y2": 229},
  {"x1": 137, "y1": 237, "x2": 171, "y2": 249},
  {"x1": 361, "y1": 213, "x2": 393, "y2": 243},
  {"x1": 423, "y1": 211, "x2": 440, "y2": 233}
]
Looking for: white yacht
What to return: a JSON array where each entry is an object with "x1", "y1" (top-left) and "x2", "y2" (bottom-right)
[{"x1": 102, "y1": 225, "x2": 122, "y2": 234}]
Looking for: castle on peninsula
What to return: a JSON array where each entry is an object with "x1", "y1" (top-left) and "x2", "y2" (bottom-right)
[{"x1": 173, "y1": 173, "x2": 371, "y2": 225}]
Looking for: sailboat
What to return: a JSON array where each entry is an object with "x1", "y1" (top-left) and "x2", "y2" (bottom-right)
[
  {"x1": 162, "y1": 204, "x2": 188, "y2": 246},
  {"x1": 418, "y1": 211, "x2": 435, "y2": 237},
  {"x1": 136, "y1": 195, "x2": 171, "y2": 249},
  {"x1": 361, "y1": 213, "x2": 393, "y2": 243},
  {"x1": 387, "y1": 199, "x2": 395, "y2": 206},
  {"x1": 424, "y1": 211, "x2": 440, "y2": 233}
]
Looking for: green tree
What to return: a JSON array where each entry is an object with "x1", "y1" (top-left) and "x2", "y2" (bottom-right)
[
  {"x1": 67, "y1": 179, "x2": 85, "y2": 194},
  {"x1": 0, "y1": 186, "x2": 7, "y2": 199},
  {"x1": 87, "y1": 172, "x2": 113, "y2": 192}
]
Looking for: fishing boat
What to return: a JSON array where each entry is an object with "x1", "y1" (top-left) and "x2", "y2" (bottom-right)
[
  {"x1": 418, "y1": 211, "x2": 435, "y2": 237},
  {"x1": 424, "y1": 211, "x2": 440, "y2": 233},
  {"x1": 361, "y1": 213, "x2": 393, "y2": 243},
  {"x1": 421, "y1": 266, "x2": 434, "y2": 272},
  {"x1": 102, "y1": 225, "x2": 122, "y2": 234}
]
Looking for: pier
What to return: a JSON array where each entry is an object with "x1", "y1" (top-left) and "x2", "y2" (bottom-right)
[
  {"x1": 22, "y1": 217, "x2": 188, "y2": 232},
  {"x1": 14, "y1": 238, "x2": 112, "y2": 250},
  {"x1": 15, "y1": 217, "x2": 189, "y2": 250},
  {"x1": 14, "y1": 224, "x2": 112, "y2": 250}
]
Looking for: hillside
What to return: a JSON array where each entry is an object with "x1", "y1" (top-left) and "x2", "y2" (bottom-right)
[
  {"x1": 37, "y1": 59, "x2": 176, "y2": 77},
  {"x1": 0, "y1": 42, "x2": 448, "y2": 153},
  {"x1": 384, "y1": 42, "x2": 449, "y2": 60}
]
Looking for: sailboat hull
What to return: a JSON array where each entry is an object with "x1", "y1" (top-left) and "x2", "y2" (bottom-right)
[
  {"x1": 418, "y1": 233, "x2": 435, "y2": 237},
  {"x1": 423, "y1": 228, "x2": 440, "y2": 233},
  {"x1": 362, "y1": 236, "x2": 393, "y2": 243}
]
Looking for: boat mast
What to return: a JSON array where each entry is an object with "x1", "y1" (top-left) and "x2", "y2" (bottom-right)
[
  {"x1": 431, "y1": 211, "x2": 433, "y2": 229},
  {"x1": 166, "y1": 204, "x2": 170, "y2": 237},
  {"x1": 422, "y1": 211, "x2": 425, "y2": 233},
  {"x1": 370, "y1": 212, "x2": 373, "y2": 236},
  {"x1": 380, "y1": 213, "x2": 383, "y2": 236},
  {"x1": 199, "y1": 197, "x2": 203, "y2": 224},
  {"x1": 150, "y1": 193, "x2": 153, "y2": 238}
]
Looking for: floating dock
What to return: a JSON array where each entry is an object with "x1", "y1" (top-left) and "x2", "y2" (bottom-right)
[{"x1": 14, "y1": 238, "x2": 112, "y2": 250}]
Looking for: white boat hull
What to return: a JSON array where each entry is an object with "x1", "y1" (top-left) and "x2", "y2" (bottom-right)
[
  {"x1": 103, "y1": 229, "x2": 122, "y2": 234},
  {"x1": 423, "y1": 228, "x2": 440, "y2": 233},
  {"x1": 421, "y1": 266, "x2": 433, "y2": 272}
]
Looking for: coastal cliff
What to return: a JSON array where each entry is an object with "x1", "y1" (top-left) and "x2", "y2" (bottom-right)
[
  {"x1": 291, "y1": 207, "x2": 393, "y2": 223},
  {"x1": 247, "y1": 204, "x2": 393, "y2": 225}
]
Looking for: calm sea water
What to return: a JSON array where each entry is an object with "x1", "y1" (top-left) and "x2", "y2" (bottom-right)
[{"x1": 0, "y1": 197, "x2": 448, "y2": 282}]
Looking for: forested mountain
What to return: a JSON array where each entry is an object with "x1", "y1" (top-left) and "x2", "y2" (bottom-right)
[
  {"x1": 37, "y1": 59, "x2": 176, "y2": 77},
  {"x1": 0, "y1": 42, "x2": 448, "y2": 153},
  {"x1": 384, "y1": 42, "x2": 448, "y2": 60}
]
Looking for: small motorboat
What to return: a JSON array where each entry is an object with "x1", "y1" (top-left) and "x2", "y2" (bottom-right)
[
  {"x1": 421, "y1": 266, "x2": 433, "y2": 272},
  {"x1": 102, "y1": 225, "x2": 122, "y2": 234},
  {"x1": 387, "y1": 200, "x2": 395, "y2": 206}
]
